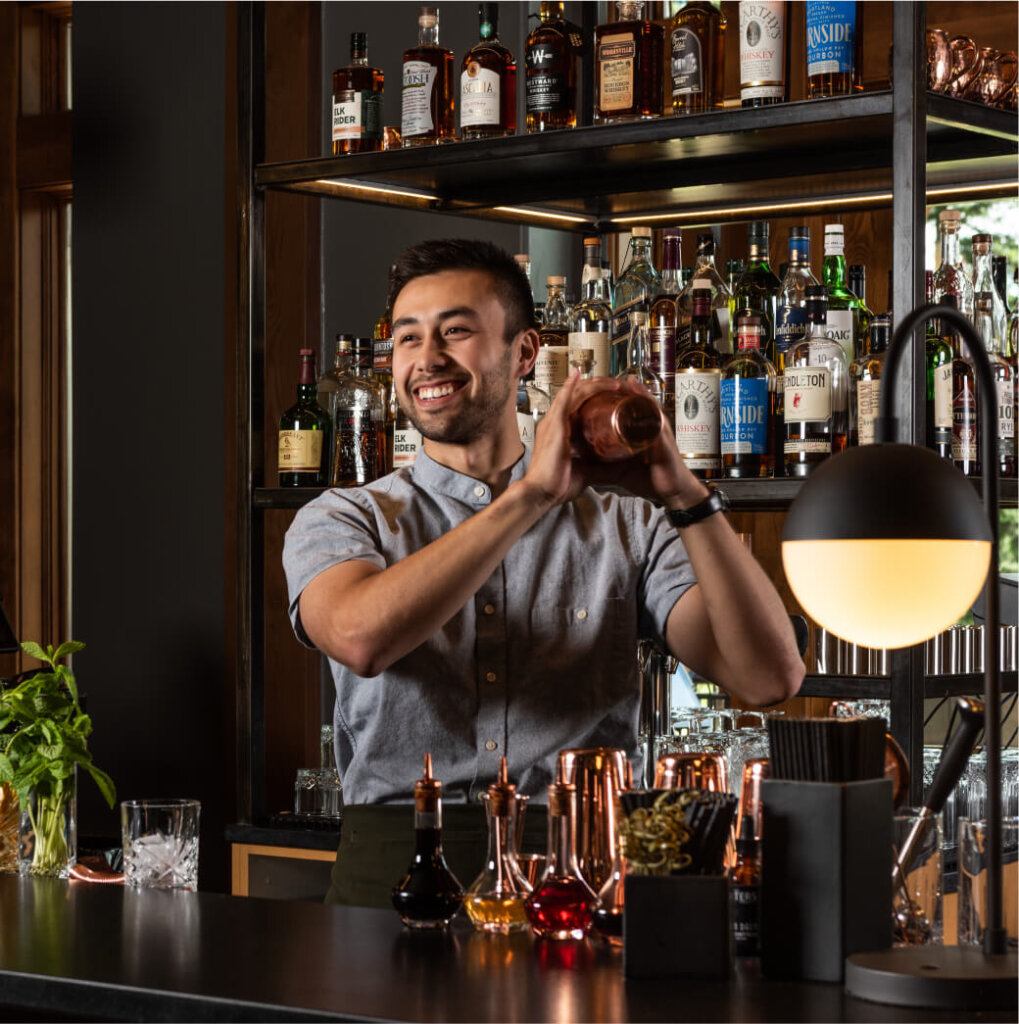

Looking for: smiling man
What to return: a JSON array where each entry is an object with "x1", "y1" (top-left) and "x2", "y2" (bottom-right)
[{"x1": 283, "y1": 238, "x2": 803, "y2": 908}]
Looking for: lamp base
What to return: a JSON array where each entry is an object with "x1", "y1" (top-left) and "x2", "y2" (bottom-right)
[{"x1": 845, "y1": 946, "x2": 1018, "y2": 1009}]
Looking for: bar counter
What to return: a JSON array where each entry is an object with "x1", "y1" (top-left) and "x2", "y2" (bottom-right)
[{"x1": 0, "y1": 876, "x2": 1014, "y2": 1023}]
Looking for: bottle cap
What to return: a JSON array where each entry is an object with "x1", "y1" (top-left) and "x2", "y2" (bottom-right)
[
  {"x1": 789, "y1": 225, "x2": 810, "y2": 240},
  {"x1": 335, "y1": 334, "x2": 354, "y2": 352},
  {"x1": 418, "y1": 6, "x2": 438, "y2": 27},
  {"x1": 869, "y1": 316, "x2": 892, "y2": 351},
  {"x1": 824, "y1": 223, "x2": 844, "y2": 235},
  {"x1": 849, "y1": 263, "x2": 865, "y2": 276},
  {"x1": 939, "y1": 207, "x2": 962, "y2": 223},
  {"x1": 726, "y1": 258, "x2": 744, "y2": 274},
  {"x1": 663, "y1": 227, "x2": 681, "y2": 240},
  {"x1": 631, "y1": 310, "x2": 648, "y2": 326},
  {"x1": 747, "y1": 221, "x2": 769, "y2": 243},
  {"x1": 631, "y1": 226, "x2": 652, "y2": 238},
  {"x1": 971, "y1": 233, "x2": 992, "y2": 252},
  {"x1": 299, "y1": 347, "x2": 313, "y2": 356},
  {"x1": 414, "y1": 753, "x2": 442, "y2": 814},
  {"x1": 547, "y1": 275, "x2": 565, "y2": 286},
  {"x1": 583, "y1": 237, "x2": 601, "y2": 247},
  {"x1": 547, "y1": 769, "x2": 576, "y2": 817},
  {"x1": 735, "y1": 814, "x2": 759, "y2": 856},
  {"x1": 487, "y1": 757, "x2": 517, "y2": 817},
  {"x1": 941, "y1": 294, "x2": 959, "y2": 310},
  {"x1": 478, "y1": 3, "x2": 498, "y2": 31},
  {"x1": 350, "y1": 32, "x2": 367, "y2": 53},
  {"x1": 806, "y1": 284, "x2": 828, "y2": 300}
]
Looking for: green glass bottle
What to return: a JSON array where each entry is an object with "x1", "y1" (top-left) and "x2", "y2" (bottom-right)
[
  {"x1": 924, "y1": 271, "x2": 952, "y2": 460},
  {"x1": 821, "y1": 224, "x2": 862, "y2": 365},
  {"x1": 732, "y1": 222, "x2": 781, "y2": 365},
  {"x1": 278, "y1": 348, "x2": 331, "y2": 487}
]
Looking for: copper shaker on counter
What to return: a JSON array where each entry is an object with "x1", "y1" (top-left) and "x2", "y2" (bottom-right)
[{"x1": 572, "y1": 392, "x2": 663, "y2": 461}]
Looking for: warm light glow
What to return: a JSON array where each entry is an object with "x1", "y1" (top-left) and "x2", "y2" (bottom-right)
[
  {"x1": 492, "y1": 206, "x2": 593, "y2": 224},
  {"x1": 783, "y1": 538, "x2": 991, "y2": 649},
  {"x1": 315, "y1": 179, "x2": 438, "y2": 201}
]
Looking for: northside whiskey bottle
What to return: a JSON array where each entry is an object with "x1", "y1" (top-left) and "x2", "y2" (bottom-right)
[
  {"x1": 805, "y1": 0, "x2": 863, "y2": 98},
  {"x1": 670, "y1": 1, "x2": 727, "y2": 115},
  {"x1": 721, "y1": 316, "x2": 777, "y2": 479},
  {"x1": 738, "y1": 1, "x2": 788, "y2": 106},
  {"x1": 594, "y1": 1, "x2": 664, "y2": 124},
  {"x1": 331, "y1": 33, "x2": 384, "y2": 155},
  {"x1": 461, "y1": 3, "x2": 517, "y2": 139},
  {"x1": 402, "y1": 6, "x2": 455, "y2": 147},
  {"x1": 525, "y1": 1, "x2": 577, "y2": 132}
]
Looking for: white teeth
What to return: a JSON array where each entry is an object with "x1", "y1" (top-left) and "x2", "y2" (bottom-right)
[{"x1": 417, "y1": 383, "x2": 459, "y2": 400}]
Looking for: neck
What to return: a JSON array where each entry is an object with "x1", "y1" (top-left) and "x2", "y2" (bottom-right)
[{"x1": 422, "y1": 407, "x2": 525, "y2": 495}]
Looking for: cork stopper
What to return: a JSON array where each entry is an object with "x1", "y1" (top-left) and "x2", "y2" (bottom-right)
[
  {"x1": 631, "y1": 226, "x2": 652, "y2": 238},
  {"x1": 488, "y1": 756, "x2": 516, "y2": 817},
  {"x1": 547, "y1": 275, "x2": 566, "y2": 287},
  {"x1": 547, "y1": 762, "x2": 576, "y2": 818},
  {"x1": 414, "y1": 753, "x2": 442, "y2": 814}
]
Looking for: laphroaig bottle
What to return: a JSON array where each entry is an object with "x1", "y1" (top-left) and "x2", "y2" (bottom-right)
[
  {"x1": 805, "y1": 1, "x2": 862, "y2": 98},
  {"x1": 331, "y1": 33, "x2": 384, "y2": 155},
  {"x1": 536, "y1": 276, "x2": 571, "y2": 401},
  {"x1": 402, "y1": 6, "x2": 455, "y2": 147},
  {"x1": 926, "y1": 271, "x2": 953, "y2": 461},
  {"x1": 783, "y1": 285, "x2": 849, "y2": 476},
  {"x1": 279, "y1": 348, "x2": 331, "y2": 487},
  {"x1": 594, "y1": 0, "x2": 664, "y2": 123},
  {"x1": 677, "y1": 232, "x2": 731, "y2": 354},
  {"x1": 611, "y1": 226, "x2": 661, "y2": 375},
  {"x1": 670, "y1": 1, "x2": 727, "y2": 115},
  {"x1": 525, "y1": 1, "x2": 576, "y2": 133},
  {"x1": 649, "y1": 230, "x2": 682, "y2": 422},
  {"x1": 461, "y1": 3, "x2": 517, "y2": 140},
  {"x1": 676, "y1": 288, "x2": 723, "y2": 479},
  {"x1": 975, "y1": 291, "x2": 1016, "y2": 478},
  {"x1": 570, "y1": 245, "x2": 612, "y2": 378},
  {"x1": 722, "y1": 315, "x2": 777, "y2": 479},
  {"x1": 732, "y1": 221, "x2": 781, "y2": 364},
  {"x1": 738, "y1": 1, "x2": 787, "y2": 107},
  {"x1": 821, "y1": 224, "x2": 861, "y2": 364},
  {"x1": 775, "y1": 226, "x2": 819, "y2": 370},
  {"x1": 850, "y1": 314, "x2": 889, "y2": 447},
  {"x1": 933, "y1": 209, "x2": 974, "y2": 319}
]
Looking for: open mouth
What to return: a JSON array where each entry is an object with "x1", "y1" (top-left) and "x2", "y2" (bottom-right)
[{"x1": 412, "y1": 379, "x2": 468, "y2": 408}]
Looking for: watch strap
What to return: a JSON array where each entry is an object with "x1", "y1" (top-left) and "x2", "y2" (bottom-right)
[{"x1": 666, "y1": 490, "x2": 728, "y2": 529}]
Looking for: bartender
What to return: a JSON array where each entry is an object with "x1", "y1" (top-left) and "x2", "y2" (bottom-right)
[{"x1": 283, "y1": 238, "x2": 803, "y2": 907}]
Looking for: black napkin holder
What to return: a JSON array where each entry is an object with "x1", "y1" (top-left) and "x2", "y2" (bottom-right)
[
  {"x1": 623, "y1": 873, "x2": 731, "y2": 979},
  {"x1": 760, "y1": 778, "x2": 892, "y2": 983}
]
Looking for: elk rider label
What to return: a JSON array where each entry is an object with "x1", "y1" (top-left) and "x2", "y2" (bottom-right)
[
  {"x1": 332, "y1": 89, "x2": 382, "y2": 143},
  {"x1": 676, "y1": 371, "x2": 720, "y2": 471},
  {"x1": 461, "y1": 63, "x2": 500, "y2": 126},
  {"x1": 720, "y1": 377, "x2": 768, "y2": 455},
  {"x1": 526, "y1": 43, "x2": 568, "y2": 113},
  {"x1": 671, "y1": 27, "x2": 703, "y2": 97},
  {"x1": 402, "y1": 60, "x2": 436, "y2": 137},
  {"x1": 598, "y1": 33, "x2": 636, "y2": 112},
  {"x1": 393, "y1": 424, "x2": 422, "y2": 469},
  {"x1": 806, "y1": 0, "x2": 856, "y2": 76}
]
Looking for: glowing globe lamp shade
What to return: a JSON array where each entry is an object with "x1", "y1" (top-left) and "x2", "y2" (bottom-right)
[{"x1": 781, "y1": 444, "x2": 992, "y2": 650}]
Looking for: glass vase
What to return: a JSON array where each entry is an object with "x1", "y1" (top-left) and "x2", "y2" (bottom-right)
[{"x1": 19, "y1": 773, "x2": 77, "y2": 879}]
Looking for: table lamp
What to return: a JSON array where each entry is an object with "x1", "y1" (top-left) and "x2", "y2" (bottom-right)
[{"x1": 781, "y1": 303, "x2": 1016, "y2": 1008}]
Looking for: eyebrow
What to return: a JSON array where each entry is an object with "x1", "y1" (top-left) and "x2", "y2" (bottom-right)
[{"x1": 392, "y1": 306, "x2": 481, "y2": 329}]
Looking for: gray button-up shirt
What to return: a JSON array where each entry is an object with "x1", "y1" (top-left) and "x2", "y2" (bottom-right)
[{"x1": 283, "y1": 449, "x2": 696, "y2": 805}]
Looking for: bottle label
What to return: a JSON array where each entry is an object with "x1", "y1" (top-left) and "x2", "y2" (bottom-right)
[
  {"x1": 393, "y1": 425, "x2": 423, "y2": 469},
  {"x1": 568, "y1": 331, "x2": 611, "y2": 378},
  {"x1": 373, "y1": 339, "x2": 394, "y2": 372},
  {"x1": 806, "y1": 1, "x2": 856, "y2": 76},
  {"x1": 649, "y1": 326, "x2": 677, "y2": 395},
  {"x1": 517, "y1": 411, "x2": 538, "y2": 449},
  {"x1": 775, "y1": 306, "x2": 807, "y2": 358},
  {"x1": 278, "y1": 429, "x2": 323, "y2": 472},
  {"x1": 676, "y1": 371, "x2": 721, "y2": 469},
  {"x1": 461, "y1": 64, "x2": 500, "y2": 126},
  {"x1": 598, "y1": 31, "x2": 636, "y2": 112},
  {"x1": 335, "y1": 409, "x2": 380, "y2": 484},
  {"x1": 732, "y1": 882, "x2": 760, "y2": 954},
  {"x1": 526, "y1": 44, "x2": 569, "y2": 113},
  {"x1": 856, "y1": 378, "x2": 881, "y2": 446},
  {"x1": 720, "y1": 377, "x2": 768, "y2": 455},
  {"x1": 402, "y1": 60, "x2": 436, "y2": 137},
  {"x1": 534, "y1": 345, "x2": 570, "y2": 399},
  {"x1": 784, "y1": 366, "x2": 832, "y2": 422},
  {"x1": 826, "y1": 308, "x2": 855, "y2": 364},
  {"x1": 670, "y1": 27, "x2": 704, "y2": 97},
  {"x1": 952, "y1": 385, "x2": 978, "y2": 462},
  {"x1": 934, "y1": 363, "x2": 953, "y2": 438},
  {"x1": 739, "y1": 1, "x2": 785, "y2": 100},
  {"x1": 612, "y1": 296, "x2": 648, "y2": 373},
  {"x1": 332, "y1": 90, "x2": 382, "y2": 142},
  {"x1": 997, "y1": 379, "x2": 1015, "y2": 444}
]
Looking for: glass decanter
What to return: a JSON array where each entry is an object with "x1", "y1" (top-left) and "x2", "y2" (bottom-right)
[{"x1": 616, "y1": 310, "x2": 665, "y2": 408}]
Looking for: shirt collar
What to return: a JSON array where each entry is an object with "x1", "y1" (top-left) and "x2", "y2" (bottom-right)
[{"x1": 411, "y1": 446, "x2": 530, "y2": 505}]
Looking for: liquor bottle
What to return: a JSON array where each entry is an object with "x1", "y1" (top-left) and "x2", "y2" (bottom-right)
[
  {"x1": 805, "y1": 0, "x2": 863, "y2": 98},
  {"x1": 402, "y1": 6, "x2": 455, "y2": 148},
  {"x1": 466, "y1": 759, "x2": 532, "y2": 933},
  {"x1": 721, "y1": 315, "x2": 777, "y2": 479},
  {"x1": 649, "y1": 230, "x2": 682, "y2": 421},
  {"x1": 569, "y1": 254, "x2": 613, "y2": 379},
  {"x1": 393, "y1": 403, "x2": 424, "y2": 469},
  {"x1": 329, "y1": 336, "x2": 385, "y2": 487},
  {"x1": 536, "y1": 276, "x2": 571, "y2": 401},
  {"x1": 850, "y1": 314, "x2": 889, "y2": 446},
  {"x1": 318, "y1": 333, "x2": 353, "y2": 417},
  {"x1": 992, "y1": 255, "x2": 1011, "y2": 315},
  {"x1": 611, "y1": 226, "x2": 661, "y2": 375},
  {"x1": 975, "y1": 292, "x2": 1016, "y2": 478},
  {"x1": 581, "y1": 237, "x2": 602, "y2": 285},
  {"x1": 524, "y1": 777, "x2": 597, "y2": 940},
  {"x1": 821, "y1": 224, "x2": 861, "y2": 364},
  {"x1": 278, "y1": 348, "x2": 331, "y2": 487},
  {"x1": 925, "y1": 273, "x2": 953, "y2": 461},
  {"x1": 670, "y1": 1, "x2": 727, "y2": 114},
  {"x1": 461, "y1": 3, "x2": 517, "y2": 140},
  {"x1": 331, "y1": 33, "x2": 384, "y2": 156},
  {"x1": 946, "y1": 296, "x2": 980, "y2": 477},
  {"x1": 616, "y1": 311, "x2": 666, "y2": 408},
  {"x1": 847, "y1": 263, "x2": 873, "y2": 353},
  {"x1": 775, "y1": 226, "x2": 819, "y2": 372},
  {"x1": 676, "y1": 288, "x2": 723, "y2": 479},
  {"x1": 933, "y1": 209, "x2": 974, "y2": 319},
  {"x1": 372, "y1": 335, "x2": 396, "y2": 475},
  {"x1": 726, "y1": 258, "x2": 745, "y2": 349},
  {"x1": 677, "y1": 232, "x2": 731, "y2": 354},
  {"x1": 392, "y1": 754, "x2": 465, "y2": 929},
  {"x1": 783, "y1": 285, "x2": 849, "y2": 476},
  {"x1": 525, "y1": 1, "x2": 576, "y2": 133},
  {"x1": 732, "y1": 221, "x2": 781, "y2": 365},
  {"x1": 730, "y1": 815, "x2": 762, "y2": 957},
  {"x1": 972, "y1": 235, "x2": 1008, "y2": 350},
  {"x1": 738, "y1": 1, "x2": 788, "y2": 107},
  {"x1": 594, "y1": 1, "x2": 664, "y2": 124}
]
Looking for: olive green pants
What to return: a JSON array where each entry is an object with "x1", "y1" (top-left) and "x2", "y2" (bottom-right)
[{"x1": 325, "y1": 803, "x2": 548, "y2": 909}]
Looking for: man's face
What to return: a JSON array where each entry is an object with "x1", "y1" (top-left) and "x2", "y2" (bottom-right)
[{"x1": 392, "y1": 269, "x2": 519, "y2": 446}]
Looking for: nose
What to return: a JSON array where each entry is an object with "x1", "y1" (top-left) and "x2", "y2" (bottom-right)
[{"x1": 415, "y1": 327, "x2": 449, "y2": 372}]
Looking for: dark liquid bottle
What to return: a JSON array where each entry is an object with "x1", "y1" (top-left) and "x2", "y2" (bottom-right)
[
  {"x1": 402, "y1": 6, "x2": 455, "y2": 147},
  {"x1": 733, "y1": 221, "x2": 781, "y2": 365},
  {"x1": 331, "y1": 32, "x2": 384, "y2": 155},
  {"x1": 670, "y1": 0, "x2": 727, "y2": 114},
  {"x1": 944, "y1": 296, "x2": 980, "y2": 478},
  {"x1": 525, "y1": 1, "x2": 576, "y2": 133},
  {"x1": 594, "y1": 0, "x2": 664, "y2": 123},
  {"x1": 730, "y1": 814, "x2": 761, "y2": 957},
  {"x1": 925, "y1": 271, "x2": 953, "y2": 460},
  {"x1": 461, "y1": 3, "x2": 517, "y2": 139},
  {"x1": 278, "y1": 348, "x2": 331, "y2": 487},
  {"x1": 392, "y1": 754, "x2": 464, "y2": 929}
]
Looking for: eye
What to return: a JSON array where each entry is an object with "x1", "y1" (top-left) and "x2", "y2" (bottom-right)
[
  {"x1": 396, "y1": 331, "x2": 419, "y2": 346},
  {"x1": 444, "y1": 324, "x2": 471, "y2": 338}
]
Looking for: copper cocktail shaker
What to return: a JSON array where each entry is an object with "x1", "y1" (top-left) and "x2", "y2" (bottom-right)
[{"x1": 572, "y1": 392, "x2": 663, "y2": 461}]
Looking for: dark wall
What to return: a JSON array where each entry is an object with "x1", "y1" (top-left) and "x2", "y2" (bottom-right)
[{"x1": 72, "y1": 3, "x2": 228, "y2": 890}]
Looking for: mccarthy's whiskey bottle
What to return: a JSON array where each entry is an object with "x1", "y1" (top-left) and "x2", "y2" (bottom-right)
[
  {"x1": 525, "y1": 1, "x2": 576, "y2": 133},
  {"x1": 461, "y1": 3, "x2": 517, "y2": 139},
  {"x1": 331, "y1": 33, "x2": 384, "y2": 155},
  {"x1": 402, "y1": 6, "x2": 455, "y2": 147}
]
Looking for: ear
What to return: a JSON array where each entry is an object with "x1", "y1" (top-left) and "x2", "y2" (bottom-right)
[{"x1": 516, "y1": 328, "x2": 540, "y2": 379}]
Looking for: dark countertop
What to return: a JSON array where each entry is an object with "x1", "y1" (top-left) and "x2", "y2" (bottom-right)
[{"x1": 0, "y1": 876, "x2": 1012, "y2": 1024}]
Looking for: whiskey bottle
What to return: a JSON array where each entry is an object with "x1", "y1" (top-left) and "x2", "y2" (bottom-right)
[
  {"x1": 805, "y1": 0, "x2": 863, "y2": 98},
  {"x1": 536, "y1": 276, "x2": 571, "y2": 401},
  {"x1": 975, "y1": 292, "x2": 1016, "y2": 478},
  {"x1": 517, "y1": 377, "x2": 551, "y2": 450},
  {"x1": 676, "y1": 288, "x2": 723, "y2": 479},
  {"x1": 972, "y1": 235, "x2": 1008, "y2": 349},
  {"x1": 329, "y1": 336, "x2": 385, "y2": 487},
  {"x1": 402, "y1": 6, "x2": 455, "y2": 148},
  {"x1": 783, "y1": 285, "x2": 849, "y2": 476},
  {"x1": 670, "y1": 1, "x2": 727, "y2": 115},
  {"x1": 721, "y1": 315, "x2": 777, "y2": 479},
  {"x1": 616, "y1": 311, "x2": 665, "y2": 409},
  {"x1": 732, "y1": 221, "x2": 781, "y2": 365},
  {"x1": 992, "y1": 255, "x2": 1011, "y2": 316},
  {"x1": 849, "y1": 314, "x2": 889, "y2": 446},
  {"x1": 775, "y1": 226, "x2": 819, "y2": 370},
  {"x1": 726, "y1": 257, "x2": 745, "y2": 350},
  {"x1": 372, "y1": 335, "x2": 396, "y2": 475},
  {"x1": 393, "y1": 403, "x2": 423, "y2": 470},
  {"x1": 461, "y1": 3, "x2": 517, "y2": 140},
  {"x1": 676, "y1": 232, "x2": 731, "y2": 354},
  {"x1": 331, "y1": 33, "x2": 384, "y2": 155},
  {"x1": 821, "y1": 224, "x2": 862, "y2": 364},
  {"x1": 611, "y1": 226, "x2": 661, "y2": 375},
  {"x1": 925, "y1": 272, "x2": 953, "y2": 461},
  {"x1": 933, "y1": 208, "x2": 974, "y2": 318},
  {"x1": 847, "y1": 263, "x2": 873, "y2": 355},
  {"x1": 649, "y1": 230, "x2": 682, "y2": 422},
  {"x1": 525, "y1": 1, "x2": 576, "y2": 133},
  {"x1": 594, "y1": 1, "x2": 664, "y2": 124},
  {"x1": 739, "y1": 1, "x2": 787, "y2": 107},
  {"x1": 730, "y1": 815, "x2": 762, "y2": 957},
  {"x1": 569, "y1": 250, "x2": 612, "y2": 378},
  {"x1": 278, "y1": 348, "x2": 331, "y2": 487},
  {"x1": 946, "y1": 296, "x2": 980, "y2": 477}
]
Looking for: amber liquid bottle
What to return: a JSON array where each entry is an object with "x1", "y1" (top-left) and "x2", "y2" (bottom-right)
[
  {"x1": 331, "y1": 33, "x2": 384, "y2": 155},
  {"x1": 402, "y1": 6, "x2": 455, "y2": 147},
  {"x1": 738, "y1": 1, "x2": 789, "y2": 107},
  {"x1": 525, "y1": 1, "x2": 577, "y2": 132},
  {"x1": 670, "y1": 1, "x2": 727, "y2": 114},
  {"x1": 594, "y1": 0, "x2": 664, "y2": 123},
  {"x1": 805, "y1": 0, "x2": 864, "y2": 98},
  {"x1": 944, "y1": 297, "x2": 980, "y2": 478},
  {"x1": 675, "y1": 289, "x2": 723, "y2": 479},
  {"x1": 461, "y1": 3, "x2": 517, "y2": 139}
]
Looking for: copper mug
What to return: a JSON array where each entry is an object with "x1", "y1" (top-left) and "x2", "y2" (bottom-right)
[
  {"x1": 947, "y1": 36, "x2": 983, "y2": 97},
  {"x1": 557, "y1": 747, "x2": 629, "y2": 893},
  {"x1": 997, "y1": 53, "x2": 1018, "y2": 110},
  {"x1": 653, "y1": 750, "x2": 729, "y2": 792},
  {"x1": 926, "y1": 28, "x2": 953, "y2": 92},
  {"x1": 972, "y1": 49, "x2": 1018, "y2": 107}
]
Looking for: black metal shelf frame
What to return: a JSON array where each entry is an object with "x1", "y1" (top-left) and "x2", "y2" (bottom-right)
[{"x1": 236, "y1": 3, "x2": 1018, "y2": 822}]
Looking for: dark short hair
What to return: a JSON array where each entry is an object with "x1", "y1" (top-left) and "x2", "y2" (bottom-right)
[{"x1": 387, "y1": 238, "x2": 535, "y2": 340}]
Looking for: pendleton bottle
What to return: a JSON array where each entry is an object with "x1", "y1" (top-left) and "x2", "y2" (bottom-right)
[
  {"x1": 594, "y1": 0, "x2": 664, "y2": 123},
  {"x1": 738, "y1": 1, "x2": 788, "y2": 107},
  {"x1": 675, "y1": 288, "x2": 723, "y2": 479},
  {"x1": 821, "y1": 224, "x2": 862, "y2": 364},
  {"x1": 670, "y1": 1, "x2": 727, "y2": 114},
  {"x1": 525, "y1": 1, "x2": 576, "y2": 133},
  {"x1": 401, "y1": 6, "x2": 455, "y2": 147},
  {"x1": 849, "y1": 314, "x2": 890, "y2": 447},
  {"x1": 611, "y1": 226, "x2": 661, "y2": 375},
  {"x1": 331, "y1": 33, "x2": 384, "y2": 155},
  {"x1": 677, "y1": 232, "x2": 731, "y2": 354},
  {"x1": 460, "y1": 3, "x2": 517, "y2": 139},
  {"x1": 721, "y1": 315, "x2": 777, "y2": 479},
  {"x1": 805, "y1": 0, "x2": 863, "y2": 97},
  {"x1": 925, "y1": 271, "x2": 953, "y2": 461},
  {"x1": 649, "y1": 230, "x2": 683, "y2": 422},
  {"x1": 732, "y1": 221, "x2": 781, "y2": 364},
  {"x1": 279, "y1": 348, "x2": 331, "y2": 487}
]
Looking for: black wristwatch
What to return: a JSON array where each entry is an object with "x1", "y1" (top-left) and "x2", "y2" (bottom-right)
[{"x1": 666, "y1": 488, "x2": 730, "y2": 529}]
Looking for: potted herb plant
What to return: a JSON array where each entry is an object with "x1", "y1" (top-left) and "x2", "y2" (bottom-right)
[{"x1": 0, "y1": 641, "x2": 116, "y2": 877}]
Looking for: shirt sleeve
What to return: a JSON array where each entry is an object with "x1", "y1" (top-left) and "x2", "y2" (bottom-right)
[{"x1": 282, "y1": 490, "x2": 387, "y2": 648}]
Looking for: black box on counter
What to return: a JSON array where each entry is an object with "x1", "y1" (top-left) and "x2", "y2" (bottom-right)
[
  {"x1": 760, "y1": 778, "x2": 892, "y2": 983},
  {"x1": 623, "y1": 874, "x2": 731, "y2": 979}
]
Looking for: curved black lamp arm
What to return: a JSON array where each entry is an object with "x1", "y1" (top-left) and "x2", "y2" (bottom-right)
[{"x1": 876, "y1": 302, "x2": 1004, "y2": 956}]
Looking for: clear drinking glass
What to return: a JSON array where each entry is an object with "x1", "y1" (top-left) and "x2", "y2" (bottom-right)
[
  {"x1": 958, "y1": 816, "x2": 1019, "y2": 946},
  {"x1": 121, "y1": 799, "x2": 201, "y2": 890},
  {"x1": 892, "y1": 808, "x2": 942, "y2": 945}
]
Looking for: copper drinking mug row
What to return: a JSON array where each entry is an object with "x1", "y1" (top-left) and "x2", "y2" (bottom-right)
[{"x1": 927, "y1": 28, "x2": 1017, "y2": 109}]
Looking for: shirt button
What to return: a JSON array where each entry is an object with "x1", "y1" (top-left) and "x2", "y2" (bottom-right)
[
  {"x1": 576, "y1": 609, "x2": 588, "y2": 620},
  {"x1": 483, "y1": 603, "x2": 496, "y2": 615},
  {"x1": 486, "y1": 671, "x2": 497, "y2": 683},
  {"x1": 485, "y1": 740, "x2": 498, "y2": 751},
  {"x1": 474, "y1": 485, "x2": 486, "y2": 498}
]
